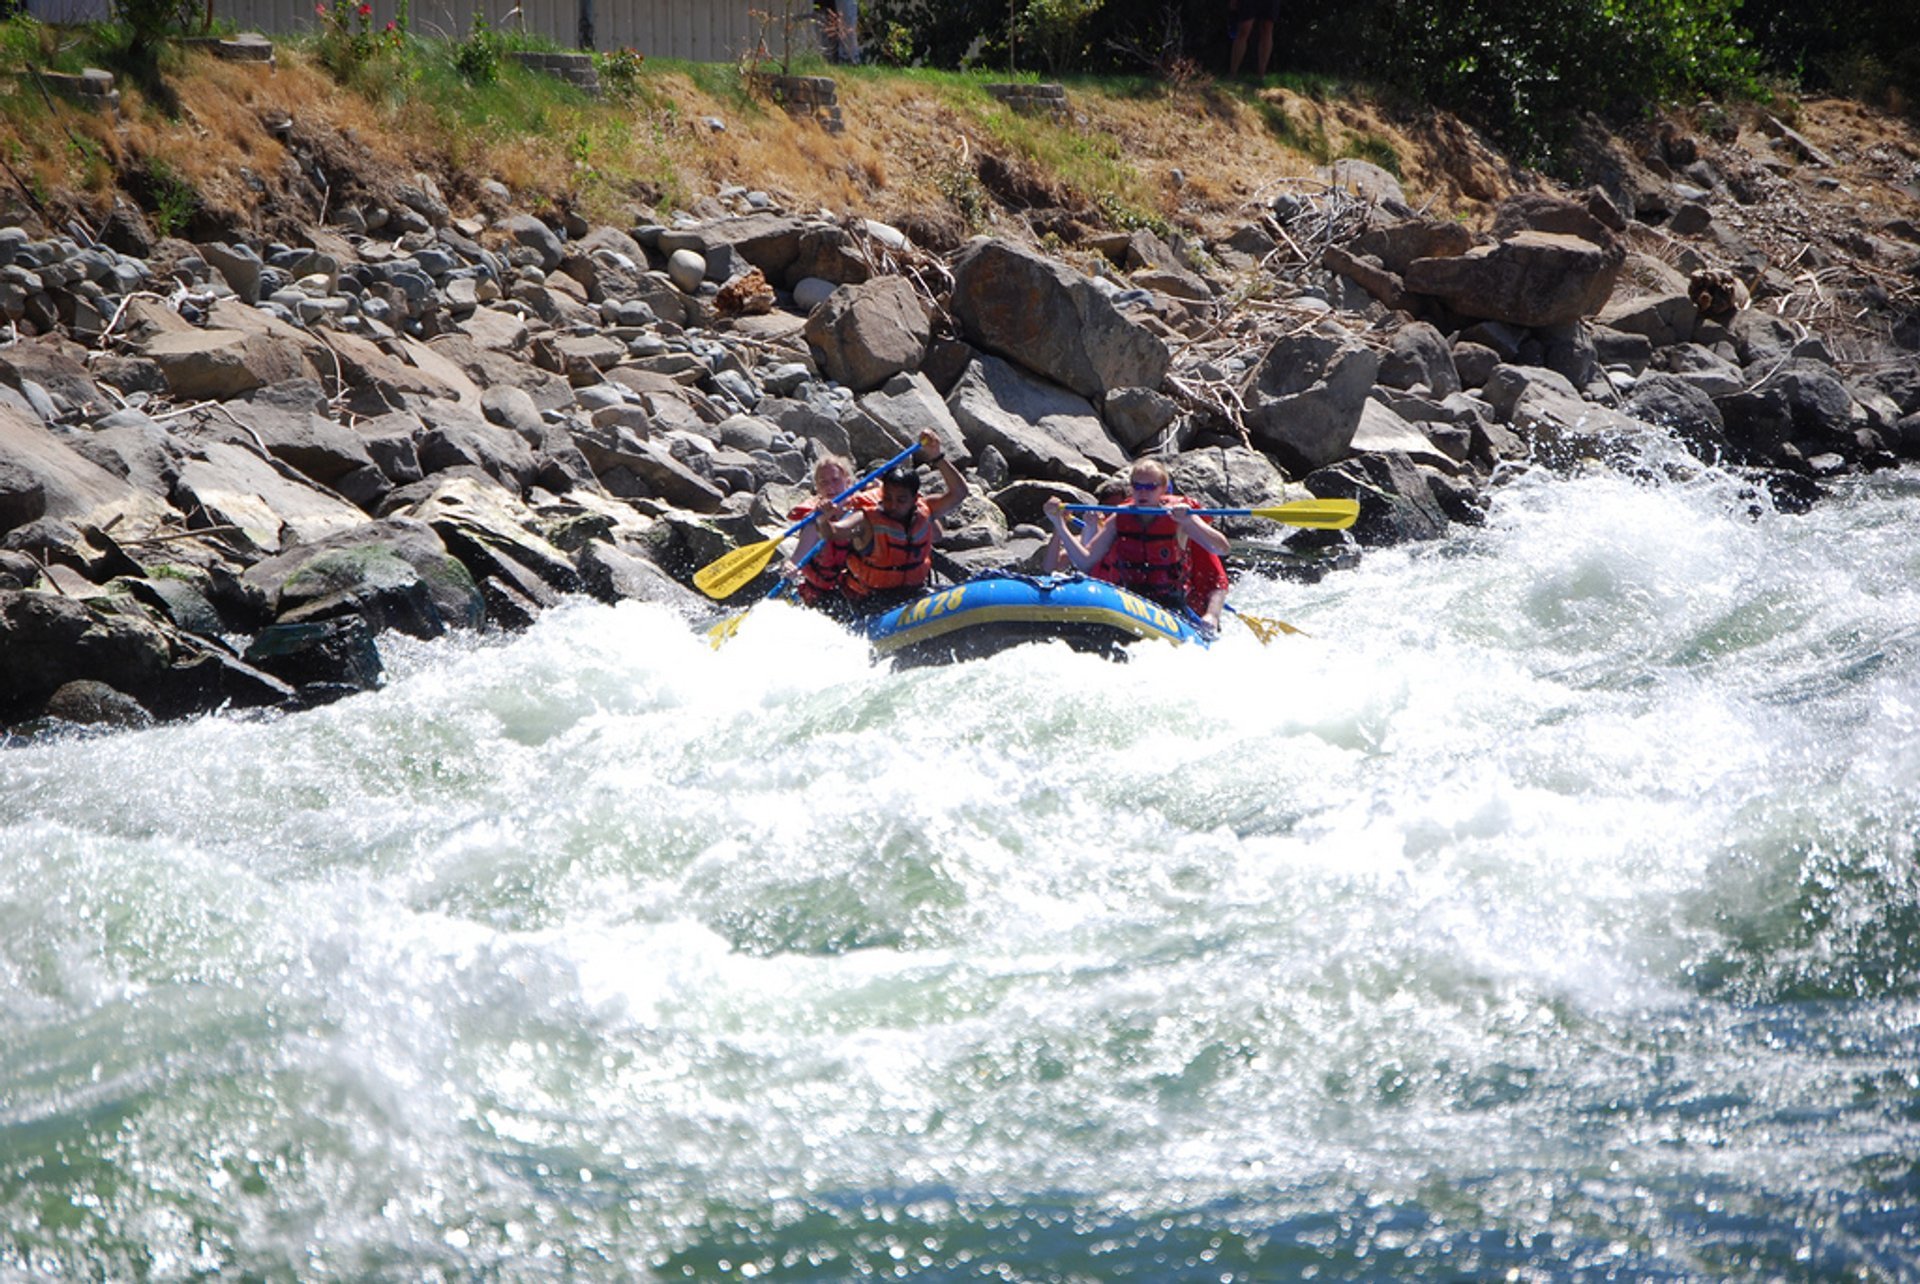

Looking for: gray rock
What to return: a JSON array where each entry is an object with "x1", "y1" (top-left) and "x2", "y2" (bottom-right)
[
  {"x1": 950, "y1": 237, "x2": 1170, "y2": 400},
  {"x1": 792, "y1": 276, "x2": 836, "y2": 311},
  {"x1": 500, "y1": 214, "x2": 566, "y2": 271},
  {"x1": 398, "y1": 476, "x2": 581, "y2": 621},
  {"x1": 1623, "y1": 373, "x2": 1729, "y2": 460},
  {"x1": 1166, "y1": 446, "x2": 1289, "y2": 515},
  {"x1": 44, "y1": 678, "x2": 154, "y2": 729},
  {"x1": 354, "y1": 410, "x2": 426, "y2": 485},
  {"x1": 198, "y1": 241, "x2": 264, "y2": 303},
  {"x1": 173, "y1": 439, "x2": 371, "y2": 554},
  {"x1": 657, "y1": 213, "x2": 807, "y2": 282},
  {"x1": 851, "y1": 372, "x2": 967, "y2": 463},
  {"x1": 417, "y1": 403, "x2": 540, "y2": 493},
  {"x1": 1590, "y1": 325, "x2": 1655, "y2": 373},
  {"x1": 667, "y1": 248, "x2": 707, "y2": 292},
  {"x1": 803, "y1": 276, "x2": 929, "y2": 393},
  {"x1": 241, "y1": 617, "x2": 382, "y2": 704},
  {"x1": 145, "y1": 328, "x2": 313, "y2": 399},
  {"x1": 572, "y1": 422, "x2": 727, "y2": 511},
  {"x1": 1100, "y1": 386, "x2": 1179, "y2": 453},
  {"x1": 1450, "y1": 341, "x2": 1501, "y2": 389},
  {"x1": 1322, "y1": 159, "x2": 1409, "y2": 210},
  {"x1": 1407, "y1": 230, "x2": 1622, "y2": 328},
  {"x1": 946, "y1": 354, "x2": 1126, "y2": 487},
  {"x1": 1305, "y1": 453, "x2": 1468, "y2": 546},
  {"x1": 1596, "y1": 291, "x2": 1698, "y2": 347},
  {"x1": 1350, "y1": 218, "x2": 1476, "y2": 275},
  {"x1": 223, "y1": 384, "x2": 379, "y2": 488},
  {"x1": 0, "y1": 588, "x2": 173, "y2": 722},
  {"x1": 481, "y1": 385, "x2": 546, "y2": 442},
  {"x1": 575, "y1": 540, "x2": 707, "y2": 613},
  {"x1": 1244, "y1": 325, "x2": 1382, "y2": 473},
  {"x1": 1654, "y1": 342, "x2": 1746, "y2": 398},
  {"x1": 1377, "y1": 322, "x2": 1461, "y2": 397},
  {"x1": 0, "y1": 402, "x2": 174, "y2": 538},
  {"x1": 241, "y1": 517, "x2": 483, "y2": 637}
]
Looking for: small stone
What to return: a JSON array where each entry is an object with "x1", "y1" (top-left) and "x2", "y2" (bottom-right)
[
  {"x1": 792, "y1": 277, "x2": 835, "y2": 311},
  {"x1": 667, "y1": 248, "x2": 707, "y2": 292}
]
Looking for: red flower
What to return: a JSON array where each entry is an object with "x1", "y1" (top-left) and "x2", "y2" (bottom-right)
[
  {"x1": 357, "y1": 2, "x2": 371, "y2": 15},
  {"x1": 385, "y1": 19, "x2": 395, "y2": 29}
]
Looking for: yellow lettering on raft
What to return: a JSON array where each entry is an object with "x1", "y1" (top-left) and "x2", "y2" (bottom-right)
[{"x1": 902, "y1": 587, "x2": 966, "y2": 626}]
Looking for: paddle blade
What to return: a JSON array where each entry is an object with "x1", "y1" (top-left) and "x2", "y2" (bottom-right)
[
  {"x1": 1233, "y1": 611, "x2": 1304, "y2": 644},
  {"x1": 693, "y1": 536, "x2": 782, "y2": 599},
  {"x1": 706, "y1": 611, "x2": 747, "y2": 649},
  {"x1": 1249, "y1": 498, "x2": 1361, "y2": 530}
]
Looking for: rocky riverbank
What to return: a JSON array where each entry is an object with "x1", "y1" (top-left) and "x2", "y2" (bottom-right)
[{"x1": 3, "y1": 98, "x2": 1918, "y2": 733}]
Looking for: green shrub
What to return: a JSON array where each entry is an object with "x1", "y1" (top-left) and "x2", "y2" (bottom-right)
[
  {"x1": 597, "y1": 44, "x2": 645, "y2": 99},
  {"x1": 453, "y1": 11, "x2": 502, "y2": 85}
]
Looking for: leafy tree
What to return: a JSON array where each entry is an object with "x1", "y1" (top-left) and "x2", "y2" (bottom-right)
[{"x1": 1736, "y1": 0, "x2": 1920, "y2": 111}]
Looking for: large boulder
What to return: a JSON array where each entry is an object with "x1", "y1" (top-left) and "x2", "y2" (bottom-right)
[
  {"x1": 415, "y1": 400, "x2": 540, "y2": 492},
  {"x1": 222, "y1": 382, "x2": 380, "y2": 490},
  {"x1": 240, "y1": 518, "x2": 484, "y2": 637},
  {"x1": 1305, "y1": 452, "x2": 1476, "y2": 546},
  {"x1": 1407, "y1": 230, "x2": 1623, "y2": 328},
  {"x1": 0, "y1": 588, "x2": 172, "y2": 721},
  {"x1": 1349, "y1": 218, "x2": 1477, "y2": 275},
  {"x1": 0, "y1": 336, "x2": 113, "y2": 419},
  {"x1": 1622, "y1": 373, "x2": 1729, "y2": 461},
  {"x1": 1376, "y1": 322, "x2": 1461, "y2": 397},
  {"x1": 241, "y1": 617, "x2": 383, "y2": 705},
  {"x1": 397, "y1": 476, "x2": 582, "y2": 626},
  {"x1": 1165, "y1": 446, "x2": 1290, "y2": 538},
  {"x1": 949, "y1": 238, "x2": 1170, "y2": 399},
  {"x1": 849, "y1": 372, "x2": 968, "y2": 464},
  {"x1": 1596, "y1": 291, "x2": 1698, "y2": 348},
  {"x1": 946, "y1": 354, "x2": 1127, "y2": 488},
  {"x1": 802, "y1": 276, "x2": 929, "y2": 392},
  {"x1": 143, "y1": 328, "x2": 315, "y2": 399},
  {"x1": 1243, "y1": 326, "x2": 1381, "y2": 473},
  {"x1": 171, "y1": 441, "x2": 370, "y2": 555},
  {"x1": 570, "y1": 421, "x2": 727, "y2": 511},
  {"x1": 657, "y1": 213, "x2": 808, "y2": 283},
  {"x1": 0, "y1": 403, "x2": 175, "y2": 538},
  {"x1": 1486, "y1": 364, "x2": 1662, "y2": 466}
]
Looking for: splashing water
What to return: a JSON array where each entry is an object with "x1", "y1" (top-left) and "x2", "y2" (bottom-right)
[{"x1": 3, "y1": 464, "x2": 1917, "y2": 1280}]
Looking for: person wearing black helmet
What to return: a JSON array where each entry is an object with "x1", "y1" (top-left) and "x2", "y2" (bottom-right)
[{"x1": 816, "y1": 429, "x2": 969, "y2": 615}]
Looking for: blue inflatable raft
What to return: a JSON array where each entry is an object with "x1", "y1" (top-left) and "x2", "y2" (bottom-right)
[{"x1": 860, "y1": 573, "x2": 1210, "y2": 665}]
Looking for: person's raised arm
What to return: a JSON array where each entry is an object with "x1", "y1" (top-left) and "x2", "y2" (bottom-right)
[
  {"x1": 918, "y1": 430, "x2": 970, "y2": 523},
  {"x1": 1043, "y1": 497, "x2": 1115, "y2": 572},
  {"x1": 820, "y1": 502, "x2": 869, "y2": 548}
]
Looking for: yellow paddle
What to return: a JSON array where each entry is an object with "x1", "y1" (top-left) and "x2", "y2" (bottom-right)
[
  {"x1": 1227, "y1": 605, "x2": 1304, "y2": 643},
  {"x1": 692, "y1": 443, "x2": 917, "y2": 600},
  {"x1": 1062, "y1": 497, "x2": 1361, "y2": 530}
]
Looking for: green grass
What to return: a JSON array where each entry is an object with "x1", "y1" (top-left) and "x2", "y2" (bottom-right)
[{"x1": 1338, "y1": 131, "x2": 1401, "y2": 177}]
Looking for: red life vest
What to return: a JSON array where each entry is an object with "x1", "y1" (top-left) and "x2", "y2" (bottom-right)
[
  {"x1": 1108, "y1": 493, "x2": 1201, "y2": 602},
  {"x1": 1185, "y1": 542, "x2": 1229, "y2": 618},
  {"x1": 788, "y1": 491, "x2": 877, "y2": 604},
  {"x1": 843, "y1": 498, "x2": 935, "y2": 598}
]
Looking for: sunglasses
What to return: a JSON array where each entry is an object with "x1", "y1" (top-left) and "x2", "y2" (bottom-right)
[{"x1": 1132, "y1": 481, "x2": 1164, "y2": 492}]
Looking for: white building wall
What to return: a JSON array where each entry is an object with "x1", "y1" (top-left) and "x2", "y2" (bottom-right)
[{"x1": 20, "y1": 0, "x2": 820, "y2": 60}]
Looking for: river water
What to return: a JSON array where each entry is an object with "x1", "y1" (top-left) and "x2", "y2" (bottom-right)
[{"x1": 3, "y1": 459, "x2": 1917, "y2": 1281}]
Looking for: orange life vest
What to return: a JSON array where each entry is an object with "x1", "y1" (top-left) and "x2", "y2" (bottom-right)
[
  {"x1": 843, "y1": 498, "x2": 935, "y2": 598},
  {"x1": 789, "y1": 491, "x2": 877, "y2": 604}
]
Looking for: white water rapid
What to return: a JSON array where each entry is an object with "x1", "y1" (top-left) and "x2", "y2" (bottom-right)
[{"x1": 4, "y1": 461, "x2": 1917, "y2": 1280}]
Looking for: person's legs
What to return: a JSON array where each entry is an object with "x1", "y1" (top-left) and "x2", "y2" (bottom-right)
[
  {"x1": 1229, "y1": 18, "x2": 1254, "y2": 75},
  {"x1": 1256, "y1": 18, "x2": 1274, "y2": 76}
]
